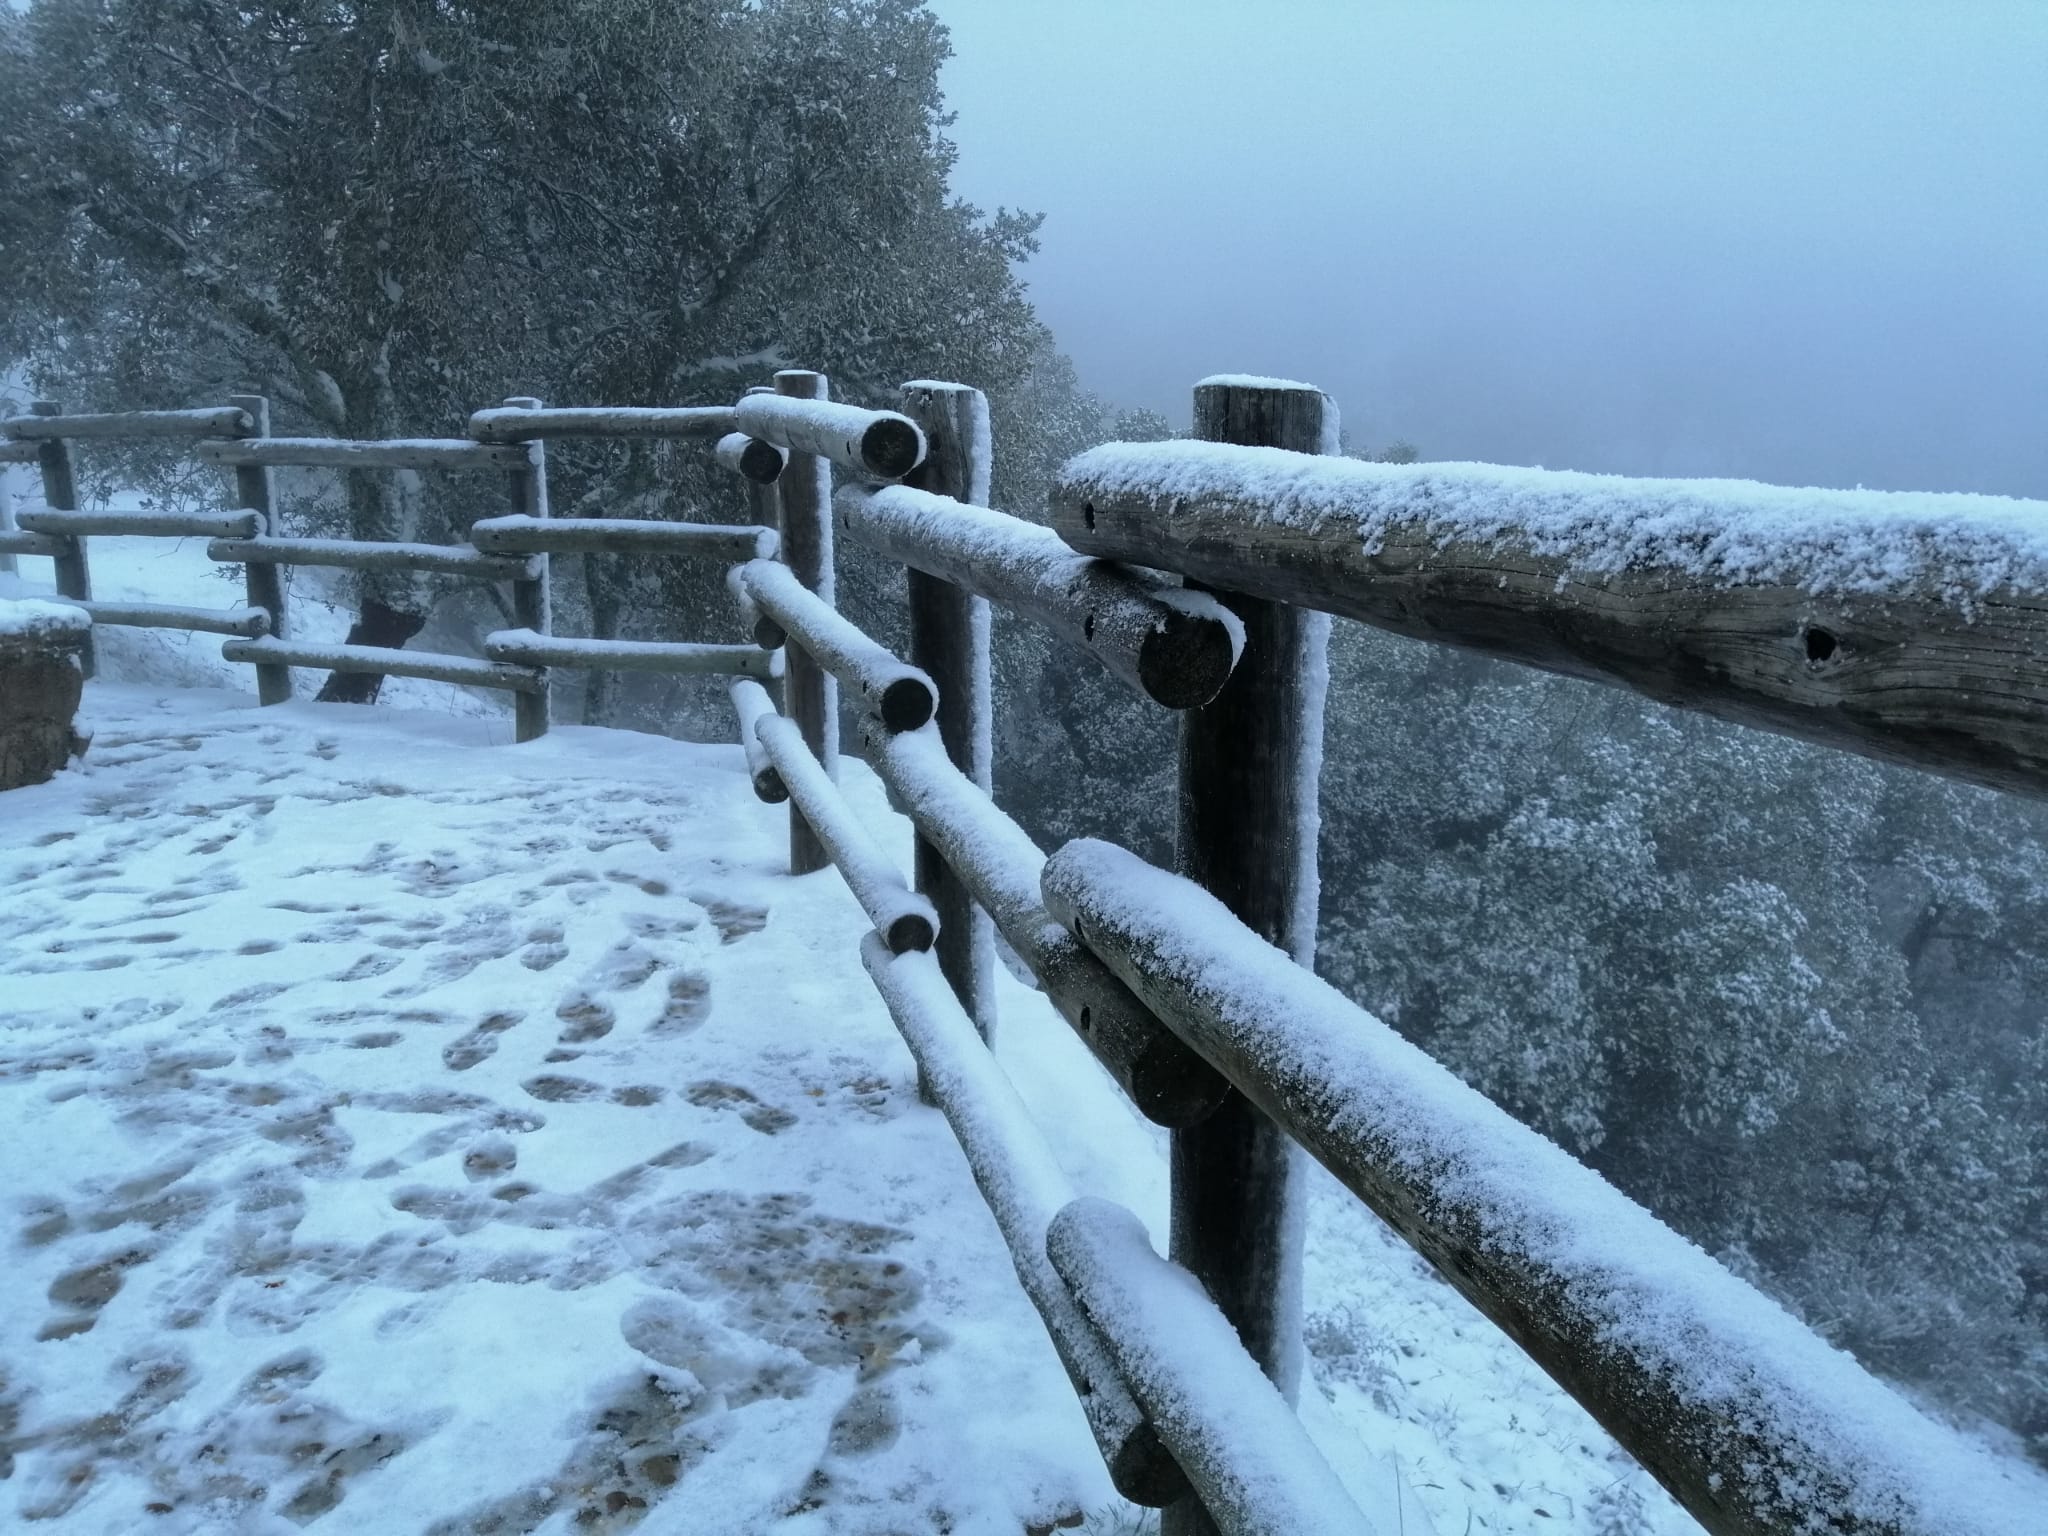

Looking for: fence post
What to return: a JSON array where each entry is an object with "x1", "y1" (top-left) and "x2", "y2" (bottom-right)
[
  {"x1": 1165, "y1": 376, "x2": 1334, "y2": 1536},
  {"x1": 226, "y1": 393, "x2": 292, "y2": 704},
  {"x1": 30, "y1": 401, "x2": 94, "y2": 680},
  {"x1": 898, "y1": 381, "x2": 997, "y2": 1044},
  {"x1": 502, "y1": 396, "x2": 551, "y2": 742},
  {"x1": 775, "y1": 369, "x2": 836, "y2": 874}
]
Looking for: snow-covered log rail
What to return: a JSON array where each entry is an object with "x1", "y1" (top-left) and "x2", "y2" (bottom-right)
[
  {"x1": 726, "y1": 678, "x2": 789, "y2": 803},
  {"x1": 754, "y1": 714, "x2": 937, "y2": 954},
  {"x1": 1040, "y1": 836, "x2": 2046, "y2": 1536},
  {"x1": 836, "y1": 482, "x2": 1244, "y2": 709},
  {"x1": 857, "y1": 936, "x2": 1188, "y2": 1507},
  {"x1": 1053, "y1": 442, "x2": 2048, "y2": 801},
  {"x1": 0, "y1": 528, "x2": 66, "y2": 558},
  {"x1": 714, "y1": 431, "x2": 788, "y2": 484},
  {"x1": 467, "y1": 404, "x2": 736, "y2": 442},
  {"x1": 220, "y1": 637, "x2": 544, "y2": 693},
  {"x1": 469, "y1": 514, "x2": 776, "y2": 562},
  {"x1": 482, "y1": 629, "x2": 779, "y2": 679},
  {"x1": 860, "y1": 720, "x2": 1229, "y2": 1128},
  {"x1": 208, "y1": 536, "x2": 539, "y2": 582},
  {"x1": 76, "y1": 600, "x2": 269, "y2": 637},
  {"x1": 1046, "y1": 1198, "x2": 1375, "y2": 1536},
  {"x1": 0, "y1": 440, "x2": 42, "y2": 464},
  {"x1": 735, "y1": 558, "x2": 937, "y2": 732},
  {"x1": 4, "y1": 405, "x2": 253, "y2": 439},
  {"x1": 19, "y1": 503, "x2": 262, "y2": 539},
  {"x1": 195, "y1": 436, "x2": 534, "y2": 472},
  {"x1": 735, "y1": 392, "x2": 927, "y2": 480}
]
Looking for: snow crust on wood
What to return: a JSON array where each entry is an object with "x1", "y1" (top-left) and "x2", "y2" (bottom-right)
[
  {"x1": 1041, "y1": 837, "x2": 2048, "y2": 1536},
  {"x1": 754, "y1": 713, "x2": 937, "y2": 954},
  {"x1": 467, "y1": 404, "x2": 736, "y2": 443},
  {"x1": 78, "y1": 600, "x2": 269, "y2": 638},
  {"x1": 857, "y1": 936, "x2": 1179, "y2": 1506},
  {"x1": 194, "y1": 437, "x2": 535, "y2": 472},
  {"x1": 482, "y1": 629, "x2": 780, "y2": 679},
  {"x1": 0, "y1": 596, "x2": 91, "y2": 639},
  {"x1": 208, "y1": 536, "x2": 539, "y2": 582},
  {"x1": 221, "y1": 637, "x2": 544, "y2": 694},
  {"x1": 735, "y1": 558, "x2": 936, "y2": 732},
  {"x1": 470, "y1": 514, "x2": 776, "y2": 562},
  {"x1": 726, "y1": 676, "x2": 789, "y2": 802},
  {"x1": 734, "y1": 393, "x2": 927, "y2": 481},
  {"x1": 18, "y1": 503, "x2": 264, "y2": 540},
  {"x1": 1045, "y1": 1197, "x2": 1377, "y2": 1536},
  {"x1": 837, "y1": 482, "x2": 1245, "y2": 708},
  {"x1": 1064, "y1": 441, "x2": 2048, "y2": 606},
  {"x1": 2, "y1": 406, "x2": 253, "y2": 440}
]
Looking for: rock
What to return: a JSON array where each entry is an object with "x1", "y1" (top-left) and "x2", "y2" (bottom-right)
[{"x1": 0, "y1": 599, "x2": 90, "y2": 790}]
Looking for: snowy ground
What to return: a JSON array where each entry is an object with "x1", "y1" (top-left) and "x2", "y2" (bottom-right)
[{"x1": 0, "y1": 507, "x2": 1741, "y2": 1534}]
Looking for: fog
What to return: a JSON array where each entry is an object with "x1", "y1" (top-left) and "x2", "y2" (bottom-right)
[{"x1": 930, "y1": 0, "x2": 2048, "y2": 497}]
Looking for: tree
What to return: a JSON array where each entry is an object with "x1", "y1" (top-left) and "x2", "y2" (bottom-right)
[{"x1": 0, "y1": 0, "x2": 1050, "y2": 708}]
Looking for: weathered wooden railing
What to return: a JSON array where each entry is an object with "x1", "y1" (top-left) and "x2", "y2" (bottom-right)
[{"x1": 10, "y1": 370, "x2": 2045, "y2": 1536}]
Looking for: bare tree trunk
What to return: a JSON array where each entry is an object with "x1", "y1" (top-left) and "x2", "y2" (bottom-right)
[{"x1": 314, "y1": 596, "x2": 430, "y2": 704}]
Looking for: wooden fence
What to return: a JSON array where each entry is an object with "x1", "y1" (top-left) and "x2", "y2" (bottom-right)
[{"x1": 7, "y1": 372, "x2": 2046, "y2": 1536}]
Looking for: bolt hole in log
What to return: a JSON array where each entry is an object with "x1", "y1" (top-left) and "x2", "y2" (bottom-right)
[
  {"x1": 1084, "y1": 612, "x2": 1097, "y2": 641},
  {"x1": 1083, "y1": 502, "x2": 1097, "y2": 531},
  {"x1": 1805, "y1": 625, "x2": 1840, "y2": 664},
  {"x1": 1078, "y1": 1004, "x2": 1094, "y2": 1037}
]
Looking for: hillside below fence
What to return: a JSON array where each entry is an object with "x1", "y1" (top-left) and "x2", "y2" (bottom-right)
[{"x1": 5, "y1": 371, "x2": 2047, "y2": 1535}]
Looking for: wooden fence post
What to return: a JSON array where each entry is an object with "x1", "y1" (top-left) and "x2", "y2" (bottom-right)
[
  {"x1": 1165, "y1": 376, "x2": 1334, "y2": 1536},
  {"x1": 898, "y1": 381, "x2": 996, "y2": 1043},
  {"x1": 502, "y1": 396, "x2": 551, "y2": 742},
  {"x1": 30, "y1": 401, "x2": 93, "y2": 679},
  {"x1": 775, "y1": 369, "x2": 836, "y2": 874},
  {"x1": 227, "y1": 394, "x2": 292, "y2": 705}
]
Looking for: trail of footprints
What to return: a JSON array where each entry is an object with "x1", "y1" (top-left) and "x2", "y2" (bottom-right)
[{"x1": 2, "y1": 710, "x2": 935, "y2": 1530}]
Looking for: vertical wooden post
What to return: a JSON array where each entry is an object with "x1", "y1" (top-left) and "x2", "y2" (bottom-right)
[
  {"x1": 227, "y1": 394, "x2": 292, "y2": 705},
  {"x1": 775, "y1": 369, "x2": 836, "y2": 874},
  {"x1": 1164, "y1": 377, "x2": 1334, "y2": 1536},
  {"x1": 899, "y1": 380, "x2": 996, "y2": 1042},
  {"x1": 503, "y1": 396, "x2": 551, "y2": 742},
  {"x1": 30, "y1": 401, "x2": 93, "y2": 680}
]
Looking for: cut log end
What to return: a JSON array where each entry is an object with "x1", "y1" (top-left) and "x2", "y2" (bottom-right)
[
  {"x1": 1134, "y1": 608, "x2": 1241, "y2": 710},
  {"x1": 750, "y1": 766, "x2": 790, "y2": 805},
  {"x1": 883, "y1": 910, "x2": 938, "y2": 955},
  {"x1": 875, "y1": 675, "x2": 937, "y2": 733},
  {"x1": 1106, "y1": 1422, "x2": 1189, "y2": 1510},
  {"x1": 738, "y1": 437, "x2": 785, "y2": 484},
  {"x1": 861, "y1": 417, "x2": 925, "y2": 480}
]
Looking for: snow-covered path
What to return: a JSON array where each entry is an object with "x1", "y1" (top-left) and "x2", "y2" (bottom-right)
[{"x1": 1, "y1": 686, "x2": 1135, "y2": 1534}]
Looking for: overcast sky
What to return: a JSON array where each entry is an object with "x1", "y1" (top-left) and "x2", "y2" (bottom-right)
[{"x1": 927, "y1": 0, "x2": 2048, "y2": 497}]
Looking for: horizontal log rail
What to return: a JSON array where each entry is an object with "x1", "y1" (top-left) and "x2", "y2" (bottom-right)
[
  {"x1": 735, "y1": 392, "x2": 927, "y2": 480},
  {"x1": 838, "y1": 483, "x2": 1243, "y2": 710},
  {"x1": 469, "y1": 514, "x2": 776, "y2": 562},
  {"x1": 751, "y1": 714, "x2": 938, "y2": 953},
  {"x1": 467, "y1": 404, "x2": 736, "y2": 442},
  {"x1": 1054, "y1": 441, "x2": 2048, "y2": 802},
  {"x1": 77, "y1": 600, "x2": 269, "y2": 637},
  {"x1": 220, "y1": 637, "x2": 544, "y2": 694},
  {"x1": 208, "y1": 536, "x2": 538, "y2": 582},
  {"x1": 1040, "y1": 836, "x2": 2044, "y2": 1536},
  {"x1": 4, "y1": 406, "x2": 253, "y2": 439},
  {"x1": 1046, "y1": 1198, "x2": 1372, "y2": 1534},
  {"x1": 482, "y1": 629, "x2": 780, "y2": 679},
  {"x1": 195, "y1": 436, "x2": 535, "y2": 472},
  {"x1": 735, "y1": 558, "x2": 936, "y2": 731},
  {"x1": 726, "y1": 678, "x2": 789, "y2": 803},
  {"x1": 726, "y1": 563, "x2": 786, "y2": 650},
  {"x1": 860, "y1": 719, "x2": 1228, "y2": 1127},
  {"x1": 20, "y1": 504, "x2": 262, "y2": 539},
  {"x1": 714, "y1": 431, "x2": 788, "y2": 484},
  {"x1": 0, "y1": 528, "x2": 67, "y2": 558},
  {"x1": 857, "y1": 935, "x2": 1186, "y2": 1506},
  {"x1": 0, "y1": 441, "x2": 43, "y2": 464}
]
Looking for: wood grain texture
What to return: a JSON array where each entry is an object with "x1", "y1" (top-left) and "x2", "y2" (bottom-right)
[
  {"x1": 207, "y1": 537, "x2": 538, "y2": 582},
  {"x1": 195, "y1": 437, "x2": 534, "y2": 471},
  {"x1": 469, "y1": 515, "x2": 774, "y2": 562},
  {"x1": 221, "y1": 638, "x2": 543, "y2": 693},
  {"x1": 468, "y1": 404, "x2": 735, "y2": 442},
  {"x1": 29, "y1": 403, "x2": 93, "y2": 679},
  {"x1": 3, "y1": 406, "x2": 252, "y2": 439},
  {"x1": 500, "y1": 399, "x2": 552, "y2": 743},
  {"x1": 483, "y1": 632, "x2": 778, "y2": 679}
]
